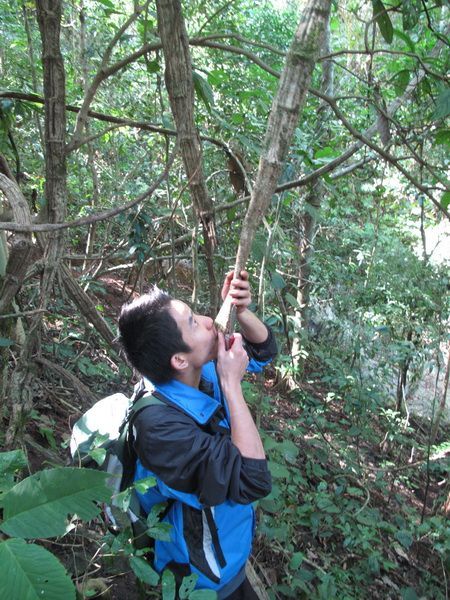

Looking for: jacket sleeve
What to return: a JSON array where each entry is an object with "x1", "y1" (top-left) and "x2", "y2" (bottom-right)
[
  {"x1": 243, "y1": 324, "x2": 278, "y2": 373},
  {"x1": 133, "y1": 405, "x2": 272, "y2": 507}
]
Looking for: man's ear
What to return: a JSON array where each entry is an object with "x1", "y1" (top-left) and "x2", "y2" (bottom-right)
[{"x1": 171, "y1": 353, "x2": 189, "y2": 372}]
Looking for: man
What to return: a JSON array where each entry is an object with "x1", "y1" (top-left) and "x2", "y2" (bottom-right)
[{"x1": 118, "y1": 271, "x2": 276, "y2": 599}]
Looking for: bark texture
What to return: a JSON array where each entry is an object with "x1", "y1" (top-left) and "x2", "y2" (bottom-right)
[
  {"x1": 155, "y1": 0, "x2": 218, "y2": 311},
  {"x1": 292, "y1": 13, "x2": 334, "y2": 366},
  {"x1": 0, "y1": 174, "x2": 34, "y2": 313}
]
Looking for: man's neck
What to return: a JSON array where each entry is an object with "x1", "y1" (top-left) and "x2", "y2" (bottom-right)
[{"x1": 173, "y1": 368, "x2": 202, "y2": 389}]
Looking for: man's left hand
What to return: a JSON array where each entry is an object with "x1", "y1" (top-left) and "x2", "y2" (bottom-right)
[{"x1": 221, "y1": 270, "x2": 251, "y2": 315}]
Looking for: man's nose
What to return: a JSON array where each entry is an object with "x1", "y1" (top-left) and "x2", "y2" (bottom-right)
[{"x1": 202, "y1": 315, "x2": 214, "y2": 328}]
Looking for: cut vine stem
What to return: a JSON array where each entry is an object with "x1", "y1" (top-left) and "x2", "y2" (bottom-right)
[{"x1": 214, "y1": 0, "x2": 331, "y2": 339}]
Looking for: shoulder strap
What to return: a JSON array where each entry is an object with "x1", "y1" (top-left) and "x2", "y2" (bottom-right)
[
  {"x1": 120, "y1": 390, "x2": 169, "y2": 490},
  {"x1": 129, "y1": 392, "x2": 165, "y2": 421},
  {"x1": 127, "y1": 388, "x2": 173, "y2": 426}
]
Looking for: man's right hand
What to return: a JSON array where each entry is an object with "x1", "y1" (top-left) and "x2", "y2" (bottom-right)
[{"x1": 217, "y1": 332, "x2": 249, "y2": 390}]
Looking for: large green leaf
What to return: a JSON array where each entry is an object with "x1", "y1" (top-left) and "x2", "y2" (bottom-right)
[
  {"x1": 0, "y1": 538, "x2": 76, "y2": 600},
  {"x1": 0, "y1": 467, "x2": 111, "y2": 538},
  {"x1": 372, "y1": 0, "x2": 393, "y2": 44}
]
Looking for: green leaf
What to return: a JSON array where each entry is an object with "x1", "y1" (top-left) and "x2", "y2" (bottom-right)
[
  {"x1": 279, "y1": 439, "x2": 299, "y2": 464},
  {"x1": 289, "y1": 551, "x2": 305, "y2": 570},
  {"x1": 393, "y1": 29, "x2": 416, "y2": 52},
  {"x1": 114, "y1": 487, "x2": 132, "y2": 512},
  {"x1": 193, "y1": 71, "x2": 214, "y2": 114},
  {"x1": 162, "y1": 569, "x2": 176, "y2": 600},
  {"x1": 433, "y1": 86, "x2": 450, "y2": 120},
  {"x1": 269, "y1": 462, "x2": 290, "y2": 479},
  {"x1": 285, "y1": 292, "x2": 300, "y2": 309},
  {"x1": 148, "y1": 522, "x2": 172, "y2": 542},
  {"x1": 0, "y1": 337, "x2": 14, "y2": 347},
  {"x1": 395, "y1": 529, "x2": 413, "y2": 549},
  {"x1": 356, "y1": 509, "x2": 380, "y2": 526},
  {"x1": 441, "y1": 191, "x2": 450, "y2": 211},
  {"x1": 146, "y1": 503, "x2": 168, "y2": 528},
  {"x1": 314, "y1": 147, "x2": 340, "y2": 163},
  {"x1": 434, "y1": 128, "x2": 450, "y2": 146},
  {"x1": 316, "y1": 497, "x2": 340, "y2": 513},
  {"x1": 372, "y1": 0, "x2": 393, "y2": 44},
  {"x1": 134, "y1": 476, "x2": 157, "y2": 494},
  {"x1": 95, "y1": 0, "x2": 115, "y2": 9},
  {"x1": 189, "y1": 591, "x2": 217, "y2": 599},
  {"x1": 0, "y1": 467, "x2": 111, "y2": 538},
  {"x1": 392, "y1": 69, "x2": 411, "y2": 96},
  {"x1": 368, "y1": 554, "x2": 380, "y2": 574},
  {"x1": 88, "y1": 447, "x2": 107, "y2": 466},
  {"x1": 146, "y1": 60, "x2": 160, "y2": 74},
  {"x1": 0, "y1": 538, "x2": 76, "y2": 600},
  {"x1": 400, "y1": 587, "x2": 419, "y2": 600},
  {"x1": 129, "y1": 555, "x2": 159, "y2": 586},
  {"x1": 270, "y1": 272, "x2": 286, "y2": 291},
  {"x1": 0, "y1": 449, "x2": 27, "y2": 476},
  {"x1": 402, "y1": 0, "x2": 421, "y2": 30},
  {"x1": 178, "y1": 573, "x2": 198, "y2": 599}
]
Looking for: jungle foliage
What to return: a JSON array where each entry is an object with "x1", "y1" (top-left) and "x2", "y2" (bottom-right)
[{"x1": 0, "y1": 0, "x2": 449, "y2": 598}]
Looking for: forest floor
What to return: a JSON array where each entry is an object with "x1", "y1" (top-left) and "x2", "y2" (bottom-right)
[{"x1": 16, "y1": 276, "x2": 450, "y2": 600}]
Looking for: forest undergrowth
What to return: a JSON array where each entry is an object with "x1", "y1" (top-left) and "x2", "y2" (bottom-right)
[{"x1": 3, "y1": 274, "x2": 449, "y2": 600}]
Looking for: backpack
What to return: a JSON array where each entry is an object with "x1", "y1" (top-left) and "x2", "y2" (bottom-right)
[{"x1": 69, "y1": 384, "x2": 167, "y2": 549}]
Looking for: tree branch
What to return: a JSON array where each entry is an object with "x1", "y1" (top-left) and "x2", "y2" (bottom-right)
[
  {"x1": 70, "y1": 2, "x2": 148, "y2": 147},
  {"x1": 315, "y1": 89, "x2": 450, "y2": 219},
  {"x1": 0, "y1": 146, "x2": 177, "y2": 232}
]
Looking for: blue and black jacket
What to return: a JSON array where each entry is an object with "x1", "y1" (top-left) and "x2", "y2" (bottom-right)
[{"x1": 132, "y1": 327, "x2": 276, "y2": 597}]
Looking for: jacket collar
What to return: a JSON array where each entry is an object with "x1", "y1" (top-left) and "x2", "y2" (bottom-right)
[{"x1": 143, "y1": 368, "x2": 221, "y2": 425}]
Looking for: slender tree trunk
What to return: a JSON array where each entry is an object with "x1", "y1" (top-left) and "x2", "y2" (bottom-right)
[
  {"x1": 155, "y1": 0, "x2": 218, "y2": 312},
  {"x1": 6, "y1": 0, "x2": 67, "y2": 446},
  {"x1": 291, "y1": 180, "x2": 322, "y2": 367},
  {"x1": 79, "y1": 5, "x2": 99, "y2": 272},
  {"x1": 291, "y1": 16, "x2": 333, "y2": 370},
  {"x1": 21, "y1": 1, "x2": 45, "y2": 150},
  {"x1": 216, "y1": 0, "x2": 332, "y2": 333},
  {"x1": 395, "y1": 329, "x2": 413, "y2": 413},
  {"x1": 430, "y1": 344, "x2": 450, "y2": 444}
]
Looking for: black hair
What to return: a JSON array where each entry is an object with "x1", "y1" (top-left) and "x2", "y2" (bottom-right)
[{"x1": 118, "y1": 286, "x2": 191, "y2": 383}]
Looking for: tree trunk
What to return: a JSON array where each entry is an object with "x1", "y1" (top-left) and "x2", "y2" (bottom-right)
[
  {"x1": 6, "y1": 0, "x2": 68, "y2": 447},
  {"x1": 155, "y1": 0, "x2": 218, "y2": 312},
  {"x1": 291, "y1": 179, "x2": 322, "y2": 369},
  {"x1": 216, "y1": 0, "x2": 331, "y2": 333},
  {"x1": 430, "y1": 343, "x2": 450, "y2": 444},
  {"x1": 60, "y1": 263, "x2": 118, "y2": 351},
  {"x1": 291, "y1": 16, "x2": 334, "y2": 370},
  {"x1": 0, "y1": 174, "x2": 34, "y2": 314}
]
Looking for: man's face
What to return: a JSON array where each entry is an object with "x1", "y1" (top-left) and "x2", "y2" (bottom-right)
[{"x1": 169, "y1": 300, "x2": 218, "y2": 369}]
